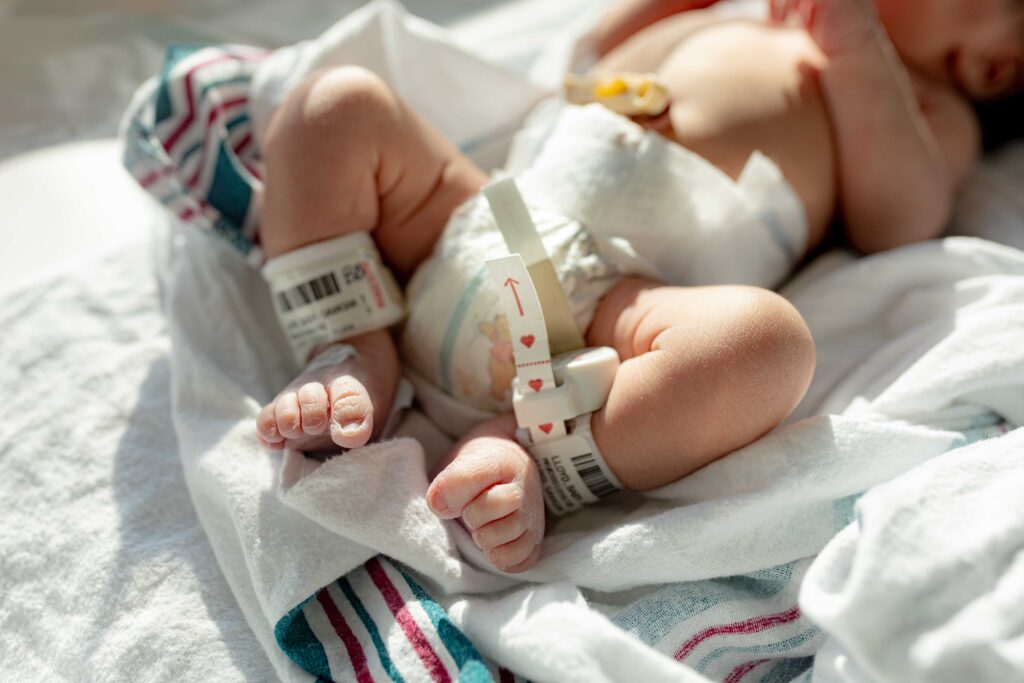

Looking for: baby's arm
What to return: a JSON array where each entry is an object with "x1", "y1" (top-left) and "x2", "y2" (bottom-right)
[
  {"x1": 587, "y1": 0, "x2": 721, "y2": 57},
  {"x1": 780, "y1": 0, "x2": 978, "y2": 253}
]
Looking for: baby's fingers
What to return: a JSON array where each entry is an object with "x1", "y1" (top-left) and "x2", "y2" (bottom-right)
[
  {"x1": 768, "y1": 0, "x2": 785, "y2": 23},
  {"x1": 768, "y1": 0, "x2": 803, "y2": 24},
  {"x1": 771, "y1": 0, "x2": 818, "y2": 27},
  {"x1": 807, "y1": 0, "x2": 880, "y2": 55}
]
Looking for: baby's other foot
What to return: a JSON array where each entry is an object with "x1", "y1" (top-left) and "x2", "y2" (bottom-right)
[
  {"x1": 426, "y1": 416, "x2": 545, "y2": 573},
  {"x1": 256, "y1": 330, "x2": 400, "y2": 452}
]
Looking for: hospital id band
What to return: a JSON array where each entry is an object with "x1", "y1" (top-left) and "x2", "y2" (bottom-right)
[
  {"x1": 511, "y1": 346, "x2": 620, "y2": 429},
  {"x1": 521, "y1": 414, "x2": 623, "y2": 516},
  {"x1": 262, "y1": 232, "x2": 405, "y2": 364},
  {"x1": 483, "y1": 177, "x2": 624, "y2": 516}
]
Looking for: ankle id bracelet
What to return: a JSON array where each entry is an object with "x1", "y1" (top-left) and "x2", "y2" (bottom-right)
[
  {"x1": 261, "y1": 232, "x2": 405, "y2": 364},
  {"x1": 483, "y1": 178, "x2": 623, "y2": 515}
]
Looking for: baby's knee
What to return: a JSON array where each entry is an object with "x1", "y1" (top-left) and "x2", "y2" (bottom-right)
[
  {"x1": 730, "y1": 287, "x2": 815, "y2": 418},
  {"x1": 263, "y1": 65, "x2": 396, "y2": 159}
]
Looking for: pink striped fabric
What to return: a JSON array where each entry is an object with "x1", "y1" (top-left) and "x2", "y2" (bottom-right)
[
  {"x1": 723, "y1": 657, "x2": 770, "y2": 683},
  {"x1": 674, "y1": 606, "x2": 803, "y2": 661},
  {"x1": 162, "y1": 52, "x2": 265, "y2": 152},
  {"x1": 316, "y1": 588, "x2": 375, "y2": 683},
  {"x1": 366, "y1": 557, "x2": 452, "y2": 683}
]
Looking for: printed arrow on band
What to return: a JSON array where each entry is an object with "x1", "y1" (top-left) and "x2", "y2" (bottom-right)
[{"x1": 486, "y1": 253, "x2": 566, "y2": 443}]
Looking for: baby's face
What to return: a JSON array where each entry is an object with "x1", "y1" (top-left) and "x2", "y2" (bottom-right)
[{"x1": 875, "y1": 0, "x2": 1024, "y2": 99}]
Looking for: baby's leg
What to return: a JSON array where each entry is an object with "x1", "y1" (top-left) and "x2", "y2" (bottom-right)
[
  {"x1": 582, "y1": 278, "x2": 815, "y2": 489},
  {"x1": 427, "y1": 277, "x2": 814, "y2": 572},
  {"x1": 256, "y1": 66, "x2": 487, "y2": 451}
]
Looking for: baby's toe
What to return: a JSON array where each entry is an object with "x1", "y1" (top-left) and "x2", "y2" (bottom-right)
[
  {"x1": 298, "y1": 382, "x2": 329, "y2": 435},
  {"x1": 499, "y1": 542, "x2": 542, "y2": 574},
  {"x1": 427, "y1": 438, "x2": 527, "y2": 519},
  {"x1": 257, "y1": 403, "x2": 284, "y2": 445},
  {"x1": 274, "y1": 391, "x2": 304, "y2": 439},
  {"x1": 472, "y1": 510, "x2": 528, "y2": 551},
  {"x1": 462, "y1": 483, "x2": 524, "y2": 531},
  {"x1": 329, "y1": 376, "x2": 374, "y2": 449},
  {"x1": 487, "y1": 531, "x2": 541, "y2": 573}
]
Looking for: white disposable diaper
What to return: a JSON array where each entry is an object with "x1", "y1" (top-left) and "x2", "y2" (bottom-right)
[{"x1": 401, "y1": 100, "x2": 808, "y2": 416}]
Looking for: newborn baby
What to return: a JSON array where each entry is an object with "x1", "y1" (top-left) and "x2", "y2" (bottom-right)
[{"x1": 255, "y1": 0, "x2": 1023, "y2": 572}]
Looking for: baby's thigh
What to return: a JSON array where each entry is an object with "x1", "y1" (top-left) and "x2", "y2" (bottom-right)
[
  {"x1": 586, "y1": 277, "x2": 815, "y2": 469},
  {"x1": 261, "y1": 65, "x2": 487, "y2": 274},
  {"x1": 588, "y1": 277, "x2": 805, "y2": 353}
]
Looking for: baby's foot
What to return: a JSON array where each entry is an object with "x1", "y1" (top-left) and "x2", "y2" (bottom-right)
[
  {"x1": 426, "y1": 416, "x2": 545, "y2": 573},
  {"x1": 256, "y1": 331, "x2": 400, "y2": 452}
]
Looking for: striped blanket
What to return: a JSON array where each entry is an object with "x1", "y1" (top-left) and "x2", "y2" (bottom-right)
[
  {"x1": 123, "y1": 43, "x2": 267, "y2": 265},
  {"x1": 277, "y1": 557, "x2": 509, "y2": 683}
]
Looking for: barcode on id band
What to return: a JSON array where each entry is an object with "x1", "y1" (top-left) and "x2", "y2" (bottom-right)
[
  {"x1": 277, "y1": 272, "x2": 341, "y2": 312},
  {"x1": 570, "y1": 453, "x2": 616, "y2": 498}
]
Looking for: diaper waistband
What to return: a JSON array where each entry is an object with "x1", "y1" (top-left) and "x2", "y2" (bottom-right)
[{"x1": 505, "y1": 101, "x2": 808, "y2": 290}]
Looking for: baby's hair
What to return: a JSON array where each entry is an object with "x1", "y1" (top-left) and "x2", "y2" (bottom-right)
[{"x1": 975, "y1": 89, "x2": 1024, "y2": 152}]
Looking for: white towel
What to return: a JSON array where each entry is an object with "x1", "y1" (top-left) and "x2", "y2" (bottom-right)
[{"x1": 802, "y1": 427, "x2": 1024, "y2": 683}]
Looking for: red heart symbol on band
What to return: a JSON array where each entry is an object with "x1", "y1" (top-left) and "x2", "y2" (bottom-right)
[
  {"x1": 520, "y1": 334, "x2": 535, "y2": 348},
  {"x1": 528, "y1": 379, "x2": 544, "y2": 392},
  {"x1": 539, "y1": 423, "x2": 553, "y2": 434}
]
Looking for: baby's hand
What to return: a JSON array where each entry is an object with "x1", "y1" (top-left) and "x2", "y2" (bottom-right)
[{"x1": 769, "y1": 0, "x2": 880, "y2": 57}]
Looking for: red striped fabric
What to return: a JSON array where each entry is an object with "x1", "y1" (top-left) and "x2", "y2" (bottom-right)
[
  {"x1": 233, "y1": 131, "x2": 253, "y2": 157},
  {"x1": 184, "y1": 96, "x2": 250, "y2": 188},
  {"x1": 366, "y1": 557, "x2": 451, "y2": 683},
  {"x1": 723, "y1": 658, "x2": 770, "y2": 683},
  {"x1": 139, "y1": 166, "x2": 175, "y2": 189},
  {"x1": 674, "y1": 606, "x2": 802, "y2": 661},
  {"x1": 316, "y1": 588, "x2": 375, "y2": 683},
  {"x1": 162, "y1": 52, "x2": 263, "y2": 152}
]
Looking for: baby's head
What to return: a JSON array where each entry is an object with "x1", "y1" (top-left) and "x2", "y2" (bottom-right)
[{"x1": 874, "y1": 0, "x2": 1024, "y2": 100}]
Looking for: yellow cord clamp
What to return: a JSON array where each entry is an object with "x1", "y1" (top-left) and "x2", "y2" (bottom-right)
[{"x1": 563, "y1": 72, "x2": 670, "y2": 116}]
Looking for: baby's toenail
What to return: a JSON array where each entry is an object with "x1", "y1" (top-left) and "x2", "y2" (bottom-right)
[
  {"x1": 330, "y1": 421, "x2": 366, "y2": 442},
  {"x1": 429, "y1": 489, "x2": 449, "y2": 514},
  {"x1": 339, "y1": 420, "x2": 364, "y2": 435}
]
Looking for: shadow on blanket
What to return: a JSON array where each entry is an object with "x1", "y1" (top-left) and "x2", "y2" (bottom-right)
[{"x1": 107, "y1": 357, "x2": 274, "y2": 678}]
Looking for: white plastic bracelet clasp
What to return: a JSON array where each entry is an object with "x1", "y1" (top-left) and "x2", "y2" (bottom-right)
[
  {"x1": 262, "y1": 232, "x2": 405, "y2": 364},
  {"x1": 512, "y1": 346, "x2": 619, "y2": 429},
  {"x1": 513, "y1": 346, "x2": 623, "y2": 516}
]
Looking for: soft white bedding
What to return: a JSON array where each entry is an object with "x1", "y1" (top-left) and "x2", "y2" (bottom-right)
[{"x1": 2, "y1": 1, "x2": 1023, "y2": 682}]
